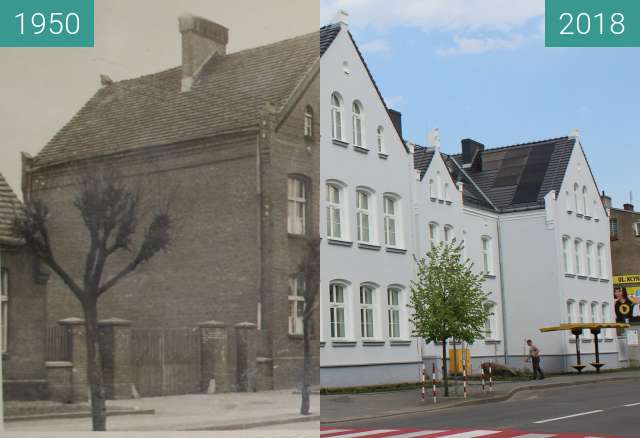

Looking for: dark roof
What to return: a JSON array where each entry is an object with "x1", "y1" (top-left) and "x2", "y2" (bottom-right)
[
  {"x1": 0, "y1": 173, "x2": 22, "y2": 244},
  {"x1": 413, "y1": 146, "x2": 435, "y2": 180},
  {"x1": 320, "y1": 23, "x2": 340, "y2": 56},
  {"x1": 449, "y1": 137, "x2": 575, "y2": 212},
  {"x1": 35, "y1": 29, "x2": 322, "y2": 167}
]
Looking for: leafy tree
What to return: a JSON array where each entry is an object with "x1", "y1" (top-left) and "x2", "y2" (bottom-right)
[
  {"x1": 298, "y1": 236, "x2": 319, "y2": 415},
  {"x1": 14, "y1": 167, "x2": 172, "y2": 430},
  {"x1": 410, "y1": 240, "x2": 490, "y2": 396}
]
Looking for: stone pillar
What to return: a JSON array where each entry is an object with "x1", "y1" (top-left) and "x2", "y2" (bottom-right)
[
  {"x1": 58, "y1": 317, "x2": 88, "y2": 402},
  {"x1": 45, "y1": 361, "x2": 73, "y2": 403},
  {"x1": 256, "y1": 357, "x2": 274, "y2": 392},
  {"x1": 99, "y1": 318, "x2": 133, "y2": 399},
  {"x1": 198, "y1": 320, "x2": 230, "y2": 393},
  {"x1": 235, "y1": 322, "x2": 257, "y2": 392}
]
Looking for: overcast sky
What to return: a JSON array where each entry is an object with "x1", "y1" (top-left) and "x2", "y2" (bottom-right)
[{"x1": 0, "y1": 0, "x2": 317, "y2": 196}]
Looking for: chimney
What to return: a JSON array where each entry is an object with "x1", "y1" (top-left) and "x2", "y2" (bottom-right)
[
  {"x1": 179, "y1": 14, "x2": 229, "y2": 91},
  {"x1": 388, "y1": 109, "x2": 402, "y2": 139},
  {"x1": 461, "y1": 138, "x2": 485, "y2": 170},
  {"x1": 331, "y1": 10, "x2": 349, "y2": 27},
  {"x1": 427, "y1": 128, "x2": 440, "y2": 151},
  {"x1": 624, "y1": 203, "x2": 634, "y2": 212},
  {"x1": 601, "y1": 191, "x2": 612, "y2": 210}
]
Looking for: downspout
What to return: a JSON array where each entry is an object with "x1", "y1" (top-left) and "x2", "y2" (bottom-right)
[
  {"x1": 496, "y1": 217, "x2": 509, "y2": 365},
  {"x1": 0, "y1": 244, "x2": 4, "y2": 429},
  {"x1": 256, "y1": 131, "x2": 263, "y2": 330}
]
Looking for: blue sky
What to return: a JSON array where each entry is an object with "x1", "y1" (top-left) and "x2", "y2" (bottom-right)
[{"x1": 321, "y1": 0, "x2": 640, "y2": 208}]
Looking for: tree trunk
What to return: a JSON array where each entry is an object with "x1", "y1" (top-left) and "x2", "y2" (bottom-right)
[
  {"x1": 84, "y1": 299, "x2": 107, "y2": 431},
  {"x1": 300, "y1": 315, "x2": 311, "y2": 415},
  {"x1": 442, "y1": 338, "x2": 449, "y2": 397}
]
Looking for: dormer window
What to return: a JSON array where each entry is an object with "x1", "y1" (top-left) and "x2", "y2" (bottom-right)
[
  {"x1": 352, "y1": 101, "x2": 364, "y2": 147},
  {"x1": 304, "y1": 105, "x2": 313, "y2": 138}
]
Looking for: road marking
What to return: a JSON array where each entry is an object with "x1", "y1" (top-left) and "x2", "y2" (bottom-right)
[
  {"x1": 533, "y1": 409, "x2": 604, "y2": 424},
  {"x1": 378, "y1": 432, "x2": 445, "y2": 438},
  {"x1": 436, "y1": 431, "x2": 500, "y2": 438},
  {"x1": 511, "y1": 435, "x2": 556, "y2": 438},
  {"x1": 623, "y1": 402, "x2": 640, "y2": 407},
  {"x1": 338, "y1": 430, "x2": 395, "y2": 437},
  {"x1": 321, "y1": 430, "x2": 351, "y2": 436}
]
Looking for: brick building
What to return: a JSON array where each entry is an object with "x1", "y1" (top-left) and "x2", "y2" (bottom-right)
[
  {"x1": 0, "y1": 172, "x2": 48, "y2": 400},
  {"x1": 22, "y1": 15, "x2": 320, "y2": 392}
]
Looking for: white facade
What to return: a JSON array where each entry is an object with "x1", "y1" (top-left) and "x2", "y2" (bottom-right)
[{"x1": 320, "y1": 20, "x2": 621, "y2": 388}]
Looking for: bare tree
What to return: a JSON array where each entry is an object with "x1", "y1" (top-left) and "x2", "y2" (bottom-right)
[
  {"x1": 299, "y1": 236, "x2": 319, "y2": 415},
  {"x1": 14, "y1": 167, "x2": 172, "y2": 431}
]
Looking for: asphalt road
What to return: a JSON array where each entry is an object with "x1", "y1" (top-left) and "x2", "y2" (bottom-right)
[{"x1": 322, "y1": 380, "x2": 640, "y2": 437}]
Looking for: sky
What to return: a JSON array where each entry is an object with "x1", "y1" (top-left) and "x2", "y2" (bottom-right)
[
  {"x1": 321, "y1": 0, "x2": 640, "y2": 208},
  {"x1": 0, "y1": 0, "x2": 317, "y2": 198}
]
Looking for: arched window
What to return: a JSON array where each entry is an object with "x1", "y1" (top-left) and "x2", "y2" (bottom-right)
[
  {"x1": 429, "y1": 179, "x2": 436, "y2": 200},
  {"x1": 484, "y1": 302, "x2": 499, "y2": 340},
  {"x1": 359, "y1": 283, "x2": 377, "y2": 338},
  {"x1": 376, "y1": 126, "x2": 384, "y2": 153},
  {"x1": 602, "y1": 302, "x2": 611, "y2": 337},
  {"x1": 356, "y1": 189, "x2": 372, "y2": 243},
  {"x1": 574, "y1": 183, "x2": 581, "y2": 214},
  {"x1": 444, "y1": 183, "x2": 451, "y2": 203},
  {"x1": 428, "y1": 222, "x2": 439, "y2": 249},
  {"x1": 287, "y1": 177, "x2": 307, "y2": 235},
  {"x1": 304, "y1": 105, "x2": 313, "y2": 138},
  {"x1": 565, "y1": 190, "x2": 572, "y2": 212},
  {"x1": 330, "y1": 92, "x2": 343, "y2": 141},
  {"x1": 481, "y1": 236, "x2": 494, "y2": 275},
  {"x1": 562, "y1": 235, "x2": 572, "y2": 274},
  {"x1": 578, "y1": 300, "x2": 587, "y2": 335},
  {"x1": 567, "y1": 300, "x2": 576, "y2": 323},
  {"x1": 387, "y1": 286, "x2": 403, "y2": 338},
  {"x1": 582, "y1": 186, "x2": 589, "y2": 217},
  {"x1": 329, "y1": 282, "x2": 348, "y2": 339},
  {"x1": 586, "y1": 241, "x2": 594, "y2": 277},
  {"x1": 591, "y1": 301, "x2": 599, "y2": 324},
  {"x1": 352, "y1": 101, "x2": 364, "y2": 147},
  {"x1": 443, "y1": 225, "x2": 454, "y2": 245},
  {"x1": 326, "y1": 183, "x2": 344, "y2": 239},
  {"x1": 436, "y1": 171, "x2": 443, "y2": 200},
  {"x1": 597, "y1": 243, "x2": 606, "y2": 279},
  {"x1": 574, "y1": 238, "x2": 583, "y2": 275},
  {"x1": 383, "y1": 195, "x2": 399, "y2": 247}
]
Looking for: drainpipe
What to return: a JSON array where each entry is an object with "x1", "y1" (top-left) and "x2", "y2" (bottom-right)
[
  {"x1": 0, "y1": 245, "x2": 4, "y2": 429},
  {"x1": 256, "y1": 130, "x2": 263, "y2": 330},
  {"x1": 496, "y1": 218, "x2": 509, "y2": 366}
]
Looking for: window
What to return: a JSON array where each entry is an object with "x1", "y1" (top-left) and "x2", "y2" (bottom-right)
[
  {"x1": 565, "y1": 190, "x2": 572, "y2": 212},
  {"x1": 287, "y1": 177, "x2": 307, "y2": 235},
  {"x1": 597, "y1": 243, "x2": 607, "y2": 278},
  {"x1": 429, "y1": 179, "x2": 436, "y2": 199},
  {"x1": 610, "y1": 218, "x2": 619, "y2": 240},
  {"x1": 356, "y1": 190, "x2": 371, "y2": 243},
  {"x1": 383, "y1": 196, "x2": 398, "y2": 247},
  {"x1": 1, "y1": 268, "x2": 7, "y2": 353},
  {"x1": 428, "y1": 222, "x2": 439, "y2": 249},
  {"x1": 566, "y1": 300, "x2": 575, "y2": 324},
  {"x1": 352, "y1": 101, "x2": 364, "y2": 147},
  {"x1": 602, "y1": 302, "x2": 611, "y2": 337},
  {"x1": 359, "y1": 285, "x2": 375, "y2": 338},
  {"x1": 574, "y1": 238, "x2": 583, "y2": 275},
  {"x1": 376, "y1": 126, "x2": 384, "y2": 153},
  {"x1": 634, "y1": 222, "x2": 640, "y2": 237},
  {"x1": 578, "y1": 301, "x2": 587, "y2": 336},
  {"x1": 387, "y1": 287, "x2": 402, "y2": 338},
  {"x1": 444, "y1": 183, "x2": 450, "y2": 203},
  {"x1": 582, "y1": 186, "x2": 589, "y2": 216},
  {"x1": 484, "y1": 302, "x2": 498, "y2": 340},
  {"x1": 481, "y1": 236, "x2": 493, "y2": 274},
  {"x1": 288, "y1": 275, "x2": 305, "y2": 335},
  {"x1": 591, "y1": 301, "x2": 599, "y2": 324},
  {"x1": 574, "y1": 183, "x2": 581, "y2": 214},
  {"x1": 562, "y1": 236, "x2": 572, "y2": 274},
  {"x1": 330, "y1": 92, "x2": 343, "y2": 141},
  {"x1": 443, "y1": 225, "x2": 454, "y2": 245},
  {"x1": 304, "y1": 105, "x2": 313, "y2": 138},
  {"x1": 586, "y1": 241, "x2": 594, "y2": 277},
  {"x1": 326, "y1": 183, "x2": 343, "y2": 239},
  {"x1": 436, "y1": 172, "x2": 443, "y2": 200},
  {"x1": 329, "y1": 283, "x2": 346, "y2": 338}
]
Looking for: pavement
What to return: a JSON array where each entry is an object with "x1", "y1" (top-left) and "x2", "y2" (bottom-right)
[
  {"x1": 4, "y1": 389, "x2": 319, "y2": 431},
  {"x1": 322, "y1": 373, "x2": 640, "y2": 437},
  {"x1": 321, "y1": 370, "x2": 640, "y2": 424}
]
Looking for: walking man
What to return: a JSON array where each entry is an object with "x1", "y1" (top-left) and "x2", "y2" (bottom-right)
[{"x1": 526, "y1": 339, "x2": 544, "y2": 380}]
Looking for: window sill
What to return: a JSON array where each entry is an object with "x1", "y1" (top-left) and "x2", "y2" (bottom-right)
[
  {"x1": 484, "y1": 339, "x2": 502, "y2": 345},
  {"x1": 390, "y1": 339, "x2": 412, "y2": 346},
  {"x1": 353, "y1": 145, "x2": 370, "y2": 154},
  {"x1": 328, "y1": 239, "x2": 353, "y2": 247},
  {"x1": 577, "y1": 275, "x2": 588, "y2": 280},
  {"x1": 288, "y1": 334, "x2": 303, "y2": 340},
  {"x1": 604, "y1": 338, "x2": 614, "y2": 343},
  {"x1": 569, "y1": 339, "x2": 576, "y2": 344},
  {"x1": 567, "y1": 210, "x2": 573, "y2": 215},
  {"x1": 287, "y1": 233, "x2": 308, "y2": 240},
  {"x1": 378, "y1": 152, "x2": 388, "y2": 160},
  {"x1": 320, "y1": 341, "x2": 325, "y2": 348},
  {"x1": 576, "y1": 213, "x2": 584, "y2": 218},
  {"x1": 332, "y1": 139, "x2": 349, "y2": 148},
  {"x1": 438, "y1": 199, "x2": 445, "y2": 204},
  {"x1": 331, "y1": 340, "x2": 357, "y2": 348},
  {"x1": 595, "y1": 218, "x2": 600, "y2": 222},
  {"x1": 600, "y1": 278, "x2": 610, "y2": 283},
  {"x1": 585, "y1": 216, "x2": 592, "y2": 220},
  {"x1": 386, "y1": 247, "x2": 408, "y2": 254},
  {"x1": 582, "y1": 338, "x2": 593, "y2": 343},
  {"x1": 358, "y1": 242, "x2": 381, "y2": 251},
  {"x1": 588, "y1": 277, "x2": 599, "y2": 282},
  {"x1": 445, "y1": 201, "x2": 452, "y2": 205},
  {"x1": 362, "y1": 340, "x2": 386, "y2": 347},
  {"x1": 484, "y1": 274, "x2": 497, "y2": 279},
  {"x1": 565, "y1": 273, "x2": 576, "y2": 278}
]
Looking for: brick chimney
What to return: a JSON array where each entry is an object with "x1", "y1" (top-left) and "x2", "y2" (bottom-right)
[
  {"x1": 179, "y1": 14, "x2": 229, "y2": 91},
  {"x1": 624, "y1": 203, "x2": 634, "y2": 212},
  {"x1": 601, "y1": 191, "x2": 612, "y2": 210}
]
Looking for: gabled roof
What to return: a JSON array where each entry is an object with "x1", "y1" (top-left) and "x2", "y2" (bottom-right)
[
  {"x1": 320, "y1": 23, "x2": 340, "y2": 56},
  {"x1": 450, "y1": 137, "x2": 575, "y2": 212},
  {"x1": 413, "y1": 146, "x2": 435, "y2": 180},
  {"x1": 35, "y1": 29, "x2": 322, "y2": 168},
  {"x1": 0, "y1": 173, "x2": 22, "y2": 244}
]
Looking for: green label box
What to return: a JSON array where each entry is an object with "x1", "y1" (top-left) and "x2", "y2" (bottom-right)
[
  {"x1": 0, "y1": 0, "x2": 94, "y2": 47},
  {"x1": 546, "y1": 0, "x2": 640, "y2": 47}
]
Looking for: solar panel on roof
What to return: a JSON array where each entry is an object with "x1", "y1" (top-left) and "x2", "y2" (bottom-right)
[{"x1": 511, "y1": 143, "x2": 556, "y2": 205}]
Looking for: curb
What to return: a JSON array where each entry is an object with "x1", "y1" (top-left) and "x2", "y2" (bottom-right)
[
  {"x1": 5, "y1": 408, "x2": 156, "y2": 422},
  {"x1": 321, "y1": 375, "x2": 640, "y2": 424},
  {"x1": 184, "y1": 414, "x2": 321, "y2": 431}
]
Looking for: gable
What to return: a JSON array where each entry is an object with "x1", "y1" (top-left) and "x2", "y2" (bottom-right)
[{"x1": 0, "y1": 173, "x2": 22, "y2": 244}]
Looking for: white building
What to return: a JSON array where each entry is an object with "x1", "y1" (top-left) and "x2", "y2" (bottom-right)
[{"x1": 320, "y1": 15, "x2": 621, "y2": 388}]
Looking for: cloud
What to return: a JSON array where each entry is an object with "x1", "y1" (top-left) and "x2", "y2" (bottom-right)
[
  {"x1": 385, "y1": 95, "x2": 404, "y2": 109},
  {"x1": 437, "y1": 34, "x2": 528, "y2": 56},
  {"x1": 321, "y1": 0, "x2": 543, "y2": 33},
  {"x1": 360, "y1": 38, "x2": 391, "y2": 54}
]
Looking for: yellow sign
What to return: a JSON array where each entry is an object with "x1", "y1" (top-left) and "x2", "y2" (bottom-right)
[{"x1": 613, "y1": 274, "x2": 640, "y2": 285}]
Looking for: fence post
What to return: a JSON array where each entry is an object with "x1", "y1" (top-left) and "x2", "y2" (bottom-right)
[
  {"x1": 234, "y1": 322, "x2": 257, "y2": 392},
  {"x1": 98, "y1": 318, "x2": 133, "y2": 399},
  {"x1": 432, "y1": 362, "x2": 437, "y2": 404},
  {"x1": 198, "y1": 320, "x2": 230, "y2": 393},
  {"x1": 58, "y1": 317, "x2": 88, "y2": 402}
]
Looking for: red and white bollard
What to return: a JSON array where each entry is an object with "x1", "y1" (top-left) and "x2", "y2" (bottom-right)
[
  {"x1": 481, "y1": 367, "x2": 486, "y2": 393},
  {"x1": 489, "y1": 365, "x2": 494, "y2": 392},
  {"x1": 463, "y1": 360, "x2": 468, "y2": 399},
  {"x1": 432, "y1": 362, "x2": 437, "y2": 404},
  {"x1": 420, "y1": 365, "x2": 426, "y2": 402}
]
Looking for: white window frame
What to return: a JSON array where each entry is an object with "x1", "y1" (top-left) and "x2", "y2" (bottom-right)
[
  {"x1": 574, "y1": 183, "x2": 581, "y2": 214},
  {"x1": 383, "y1": 195, "x2": 400, "y2": 247},
  {"x1": 562, "y1": 235, "x2": 572, "y2": 274},
  {"x1": 586, "y1": 241, "x2": 594, "y2": 277},
  {"x1": 326, "y1": 183, "x2": 344, "y2": 240},
  {"x1": 574, "y1": 238, "x2": 583, "y2": 276},
  {"x1": 484, "y1": 302, "x2": 499, "y2": 340},
  {"x1": 287, "y1": 177, "x2": 307, "y2": 235},
  {"x1": 582, "y1": 186, "x2": 589, "y2": 217},
  {"x1": 597, "y1": 243, "x2": 607, "y2": 279},
  {"x1": 359, "y1": 284, "x2": 376, "y2": 339},
  {"x1": 578, "y1": 300, "x2": 588, "y2": 336},
  {"x1": 443, "y1": 225, "x2": 454, "y2": 245},
  {"x1": 1, "y1": 268, "x2": 7, "y2": 353},
  {"x1": 356, "y1": 189, "x2": 372, "y2": 244},
  {"x1": 602, "y1": 302, "x2": 611, "y2": 337},
  {"x1": 567, "y1": 300, "x2": 575, "y2": 324},
  {"x1": 330, "y1": 92, "x2": 343, "y2": 141},
  {"x1": 288, "y1": 275, "x2": 305, "y2": 335},
  {"x1": 429, "y1": 179, "x2": 436, "y2": 200},
  {"x1": 376, "y1": 126, "x2": 385, "y2": 154},
  {"x1": 352, "y1": 100, "x2": 365, "y2": 147},
  {"x1": 387, "y1": 287, "x2": 402, "y2": 339},
  {"x1": 329, "y1": 282, "x2": 347, "y2": 339},
  {"x1": 481, "y1": 236, "x2": 494, "y2": 275},
  {"x1": 428, "y1": 222, "x2": 439, "y2": 249}
]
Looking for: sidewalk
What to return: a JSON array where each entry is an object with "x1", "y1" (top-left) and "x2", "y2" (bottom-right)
[
  {"x1": 321, "y1": 370, "x2": 640, "y2": 423},
  {"x1": 5, "y1": 389, "x2": 319, "y2": 431}
]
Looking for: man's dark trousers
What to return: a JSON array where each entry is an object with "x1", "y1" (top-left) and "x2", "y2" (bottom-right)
[{"x1": 532, "y1": 357, "x2": 544, "y2": 379}]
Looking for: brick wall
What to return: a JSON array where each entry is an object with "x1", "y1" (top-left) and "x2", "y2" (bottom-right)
[{"x1": 610, "y1": 208, "x2": 640, "y2": 275}]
